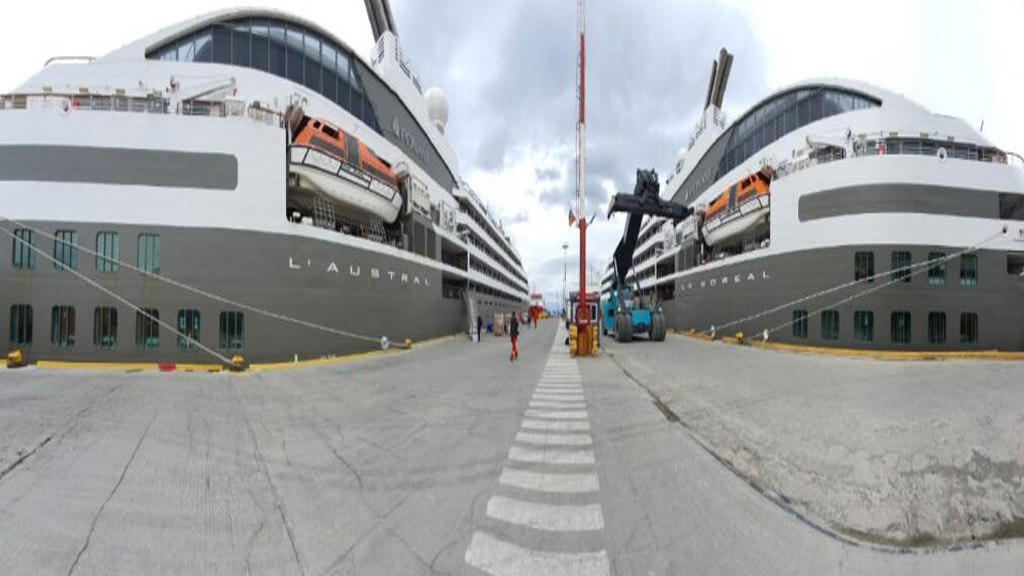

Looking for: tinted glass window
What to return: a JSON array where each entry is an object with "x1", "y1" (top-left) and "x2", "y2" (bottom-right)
[
  {"x1": 177, "y1": 34, "x2": 195, "y2": 62},
  {"x1": 250, "y1": 19, "x2": 269, "y2": 71},
  {"x1": 10, "y1": 304, "x2": 32, "y2": 345},
  {"x1": 212, "y1": 25, "x2": 231, "y2": 64},
  {"x1": 891, "y1": 311, "x2": 912, "y2": 344},
  {"x1": 809, "y1": 92, "x2": 824, "y2": 122},
  {"x1": 94, "y1": 307, "x2": 118, "y2": 348},
  {"x1": 12, "y1": 229, "x2": 35, "y2": 269},
  {"x1": 960, "y1": 312, "x2": 978, "y2": 344},
  {"x1": 855, "y1": 251, "x2": 874, "y2": 282},
  {"x1": 231, "y1": 19, "x2": 250, "y2": 67},
  {"x1": 928, "y1": 312, "x2": 946, "y2": 344},
  {"x1": 285, "y1": 25, "x2": 304, "y2": 84},
  {"x1": 999, "y1": 193, "x2": 1024, "y2": 220},
  {"x1": 854, "y1": 311, "x2": 873, "y2": 342},
  {"x1": 303, "y1": 32, "x2": 321, "y2": 92},
  {"x1": 821, "y1": 310, "x2": 839, "y2": 340},
  {"x1": 891, "y1": 251, "x2": 912, "y2": 283},
  {"x1": 321, "y1": 43, "x2": 338, "y2": 103},
  {"x1": 960, "y1": 254, "x2": 978, "y2": 286},
  {"x1": 268, "y1": 22, "x2": 286, "y2": 77},
  {"x1": 194, "y1": 29, "x2": 213, "y2": 63},
  {"x1": 51, "y1": 305, "x2": 75, "y2": 347},
  {"x1": 336, "y1": 50, "x2": 352, "y2": 110},
  {"x1": 792, "y1": 310, "x2": 808, "y2": 339}
]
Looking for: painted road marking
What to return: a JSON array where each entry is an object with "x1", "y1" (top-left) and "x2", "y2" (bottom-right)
[
  {"x1": 524, "y1": 409, "x2": 589, "y2": 420},
  {"x1": 515, "y1": 431, "x2": 593, "y2": 446},
  {"x1": 520, "y1": 419, "x2": 591, "y2": 431},
  {"x1": 486, "y1": 496, "x2": 604, "y2": 531},
  {"x1": 533, "y1": 388, "x2": 584, "y2": 394},
  {"x1": 464, "y1": 532, "x2": 610, "y2": 576},
  {"x1": 508, "y1": 446, "x2": 595, "y2": 465},
  {"x1": 528, "y1": 401, "x2": 587, "y2": 410},
  {"x1": 499, "y1": 467, "x2": 600, "y2": 493},
  {"x1": 532, "y1": 393, "x2": 585, "y2": 402}
]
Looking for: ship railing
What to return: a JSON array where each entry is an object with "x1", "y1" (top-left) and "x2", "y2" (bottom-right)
[{"x1": 0, "y1": 93, "x2": 282, "y2": 127}]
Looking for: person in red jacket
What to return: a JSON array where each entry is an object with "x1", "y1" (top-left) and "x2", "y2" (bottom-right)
[{"x1": 509, "y1": 313, "x2": 519, "y2": 361}]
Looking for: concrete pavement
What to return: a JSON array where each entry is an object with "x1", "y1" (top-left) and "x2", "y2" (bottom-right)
[{"x1": 2, "y1": 319, "x2": 1024, "y2": 574}]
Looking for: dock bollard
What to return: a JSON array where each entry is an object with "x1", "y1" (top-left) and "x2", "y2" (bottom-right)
[
  {"x1": 229, "y1": 355, "x2": 246, "y2": 372},
  {"x1": 6, "y1": 349, "x2": 24, "y2": 368},
  {"x1": 735, "y1": 332, "x2": 745, "y2": 344}
]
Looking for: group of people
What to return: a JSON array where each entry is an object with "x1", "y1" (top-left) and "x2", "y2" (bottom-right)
[{"x1": 476, "y1": 311, "x2": 537, "y2": 362}]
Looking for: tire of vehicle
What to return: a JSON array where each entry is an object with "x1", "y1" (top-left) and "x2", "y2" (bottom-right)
[
  {"x1": 623, "y1": 314, "x2": 634, "y2": 342},
  {"x1": 651, "y1": 313, "x2": 666, "y2": 342}
]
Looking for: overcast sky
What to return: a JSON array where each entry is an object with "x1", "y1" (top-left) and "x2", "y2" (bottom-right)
[{"x1": 2, "y1": 1, "x2": 1021, "y2": 307}]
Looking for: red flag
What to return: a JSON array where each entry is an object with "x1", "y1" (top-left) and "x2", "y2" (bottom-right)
[{"x1": 569, "y1": 209, "x2": 577, "y2": 228}]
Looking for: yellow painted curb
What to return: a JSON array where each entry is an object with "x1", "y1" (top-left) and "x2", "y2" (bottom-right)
[
  {"x1": 34, "y1": 361, "x2": 223, "y2": 372},
  {"x1": 249, "y1": 349, "x2": 390, "y2": 372},
  {"x1": 676, "y1": 330, "x2": 1024, "y2": 361}
]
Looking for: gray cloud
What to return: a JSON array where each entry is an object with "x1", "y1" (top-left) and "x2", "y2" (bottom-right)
[{"x1": 392, "y1": 0, "x2": 767, "y2": 295}]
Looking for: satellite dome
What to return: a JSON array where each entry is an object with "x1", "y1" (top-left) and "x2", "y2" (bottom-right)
[
  {"x1": 675, "y1": 147, "x2": 687, "y2": 173},
  {"x1": 424, "y1": 87, "x2": 449, "y2": 134}
]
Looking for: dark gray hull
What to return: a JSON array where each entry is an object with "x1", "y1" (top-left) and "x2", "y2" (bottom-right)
[
  {"x1": 2, "y1": 221, "x2": 524, "y2": 363},
  {"x1": 663, "y1": 245, "x2": 1024, "y2": 350}
]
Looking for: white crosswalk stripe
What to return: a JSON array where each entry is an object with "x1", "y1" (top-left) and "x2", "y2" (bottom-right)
[{"x1": 465, "y1": 325, "x2": 608, "y2": 575}]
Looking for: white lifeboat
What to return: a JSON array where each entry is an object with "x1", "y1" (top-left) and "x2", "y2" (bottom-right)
[{"x1": 700, "y1": 168, "x2": 772, "y2": 246}]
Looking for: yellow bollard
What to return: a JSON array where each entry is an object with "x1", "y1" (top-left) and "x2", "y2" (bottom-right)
[
  {"x1": 569, "y1": 324, "x2": 579, "y2": 357},
  {"x1": 6, "y1": 349, "x2": 23, "y2": 368},
  {"x1": 229, "y1": 355, "x2": 246, "y2": 371}
]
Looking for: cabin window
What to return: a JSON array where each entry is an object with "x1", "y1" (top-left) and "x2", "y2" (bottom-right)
[
  {"x1": 960, "y1": 255, "x2": 978, "y2": 286},
  {"x1": 231, "y1": 18, "x2": 251, "y2": 67},
  {"x1": 93, "y1": 307, "x2": 118, "y2": 348},
  {"x1": 321, "y1": 43, "x2": 338, "y2": 104},
  {"x1": 51, "y1": 305, "x2": 75, "y2": 347},
  {"x1": 219, "y1": 311, "x2": 245, "y2": 350},
  {"x1": 998, "y1": 193, "x2": 1024, "y2": 220},
  {"x1": 249, "y1": 19, "x2": 268, "y2": 71},
  {"x1": 268, "y1": 22, "x2": 286, "y2": 77},
  {"x1": 854, "y1": 251, "x2": 874, "y2": 282},
  {"x1": 891, "y1": 251, "x2": 912, "y2": 283},
  {"x1": 960, "y1": 312, "x2": 978, "y2": 344},
  {"x1": 10, "y1": 304, "x2": 33, "y2": 345},
  {"x1": 820, "y1": 310, "x2": 839, "y2": 341},
  {"x1": 138, "y1": 234, "x2": 161, "y2": 274},
  {"x1": 928, "y1": 252, "x2": 946, "y2": 285},
  {"x1": 890, "y1": 311, "x2": 912, "y2": 344},
  {"x1": 285, "y1": 24, "x2": 305, "y2": 85},
  {"x1": 12, "y1": 229, "x2": 35, "y2": 269},
  {"x1": 177, "y1": 309, "x2": 201, "y2": 349},
  {"x1": 53, "y1": 230, "x2": 78, "y2": 271},
  {"x1": 303, "y1": 32, "x2": 322, "y2": 93},
  {"x1": 927, "y1": 312, "x2": 946, "y2": 344},
  {"x1": 211, "y1": 24, "x2": 231, "y2": 64},
  {"x1": 136, "y1": 309, "x2": 160, "y2": 349},
  {"x1": 96, "y1": 231, "x2": 120, "y2": 273},
  {"x1": 853, "y1": 311, "x2": 873, "y2": 342}
]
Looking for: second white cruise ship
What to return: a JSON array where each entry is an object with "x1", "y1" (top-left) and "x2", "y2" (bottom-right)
[{"x1": 603, "y1": 50, "x2": 1024, "y2": 351}]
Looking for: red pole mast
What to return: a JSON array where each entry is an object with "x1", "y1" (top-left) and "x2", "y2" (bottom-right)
[{"x1": 576, "y1": 0, "x2": 589, "y2": 336}]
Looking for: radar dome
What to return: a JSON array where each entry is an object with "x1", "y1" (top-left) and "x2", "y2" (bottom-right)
[
  {"x1": 675, "y1": 147, "x2": 687, "y2": 173},
  {"x1": 425, "y1": 87, "x2": 449, "y2": 134}
]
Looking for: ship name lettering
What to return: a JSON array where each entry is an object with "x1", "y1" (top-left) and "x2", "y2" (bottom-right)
[
  {"x1": 371, "y1": 268, "x2": 380, "y2": 279},
  {"x1": 350, "y1": 265, "x2": 360, "y2": 277},
  {"x1": 327, "y1": 262, "x2": 339, "y2": 273}
]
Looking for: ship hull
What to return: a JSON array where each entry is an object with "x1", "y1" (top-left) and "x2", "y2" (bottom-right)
[
  {"x1": 662, "y1": 244, "x2": 1024, "y2": 350},
  {"x1": 1, "y1": 221, "x2": 521, "y2": 363}
]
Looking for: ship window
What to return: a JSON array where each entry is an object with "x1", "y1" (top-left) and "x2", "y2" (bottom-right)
[
  {"x1": 231, "y1": 19, "x2": 251, "y2": 67},
  {"x1": 250, "y1": 19, "x2": 269, "y2": 71},
  {"x1": 998, "y1": 193, "x2": 1024, "y2": 220},
  {"x1": 12, "y1": 229, "x2": 35, "y2": 269},
  {"x1": 1007, "y1": 253, "x2": 1024, "y2": 275},
  {"x1": 321, "y1": 43, "x2": 338, "y2": 103},
  {"x1": 136, "y1": 309, "x2": 160, "y2": 349},
  {"x1": 138, "y1": 234, "x2": 161, "y2": 274},
  {"x1": 960, "y1": 312, "x2": 978, "y2": 344},
  {"x1": 853, "y1": 311, "x2": 873, "y2": 342},
  {"x1": 177, "y1": 309, "x2": 201, "y2": 349},
  {"x1": 193, "y1": 28, "x2": 213, "y2": 63},
  {"x1": 821, "y1": 310, "x2": 839, "y2": 340},
  {"x1": 784, "y1": 102, "x2": 796, "y2": 133},
  {"x1": 285, "y1": 24, "x2": 304, "y2": 85},
  {"x1": 891, "y1": 251, "x2": 912, "y2": 283},
  {"x1": 268, "y1": 22, "x2": 286, "y2": 77},
  {"x1": 10, "y1": 304, "x2": 33, "y2": 345},
  {"x1": 212, "y1": 24, "x2": 232, "y2": 64},
  {"x1": 53, "y1": 230, "x2": 78, "y2": 271},
  {"x1": 890, "y1": 311, "x2": 911, "y2": 344},
  {"x1": 928, "y1": 312, "x2": 946, "y2": 344},
  {"x1": 928, "y1": 252, "x2": 946, "y2": 285},
  {"x1": 797, "y1": 94, "x2": 809, "y2": 125},
  {"x1": 854, "y1": 251, "x2": 874, "y2": 282},
  {"x1": 219, "y1": 311, "x2": 244, "y2": 350},
  {"x1": 177, "y1": 34, "x2": 195, "y2": 62},
  {"x1": 303, "y1": 31, "x2": 322, "y2": 92},
  {"x1": 336, "y1": 49, "x2": 352, "y2": 111},
  {"x1": 809, "y1": 92, "x2": 824, "y2": 122},
  {"x1": 349, "y1": 63, "x2": 364, "y2": 121},
  {"x1": 93, "y1": 307, "x2": 118, "y2": 348},
  {"x1": 960, "y1": 254, "x2": 978, "y2": 286},
  {"x1": 51, "y1": 305, "x2": 75, "y2": 347},
  {"x1": 96, "y1": 231, "x2": 120, "y2": 273}
]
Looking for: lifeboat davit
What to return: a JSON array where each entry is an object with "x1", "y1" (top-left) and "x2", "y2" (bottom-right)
[
  {"x1": 288, "y1": 116, "x2": 402, "y2": 224},
  {"x1": 700, "y1": 168, "x2": 772, "y2": 246}
]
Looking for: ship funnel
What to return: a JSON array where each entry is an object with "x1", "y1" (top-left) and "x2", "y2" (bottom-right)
[{"x1": 705, "y1": 48, "x2": 733, "y2": 110}]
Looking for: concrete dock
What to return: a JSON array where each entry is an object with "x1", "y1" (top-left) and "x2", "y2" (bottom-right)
[{"x1": 2, "y1": 320, "x2": 1023, "y2": 575}]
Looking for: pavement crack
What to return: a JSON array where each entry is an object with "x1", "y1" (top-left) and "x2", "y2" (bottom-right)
[
  {"x1": 0, "y1": 435, "x2": 52, "y2": 482},
  {"x1": 66, "y1": 409, "x2": 157, "y2": 576}
]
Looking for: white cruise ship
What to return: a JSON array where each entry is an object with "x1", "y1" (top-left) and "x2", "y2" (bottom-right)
[
  {"x1": 0, "y1": 4, "x2": 529, "y2": 364},
  {"x1": 602, "y1": 51, "x2": 1024, "y2": 350}
]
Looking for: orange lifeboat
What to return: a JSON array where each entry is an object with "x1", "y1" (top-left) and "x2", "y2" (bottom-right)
[
  {"x1": 288, "y1": 115, "x2": 403, "y2": 223},
  {"x1": 700, "y1": 168, "x2": 772, "y2": 246}
]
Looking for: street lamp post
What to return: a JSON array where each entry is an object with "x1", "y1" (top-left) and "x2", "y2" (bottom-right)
[{"x1": 562, "y1": 241, "x2": 569, "y2": 317}]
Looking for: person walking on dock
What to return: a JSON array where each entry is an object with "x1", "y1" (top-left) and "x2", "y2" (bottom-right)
[
  {"x1": 509, "y1": 312, "x2": 519, "y2": 361},
  {"x1": 476, "y1": 314, "x2": 483, "y2": 343}
]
